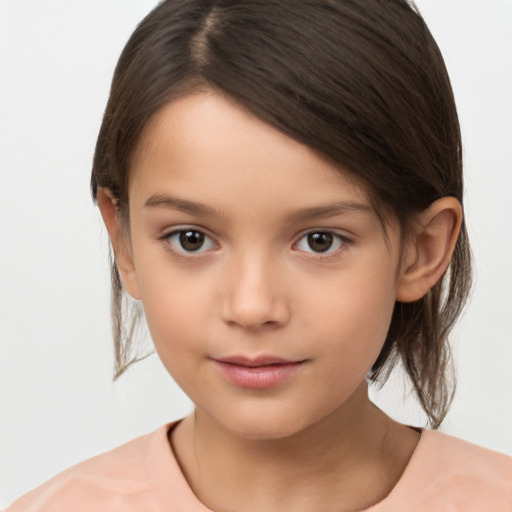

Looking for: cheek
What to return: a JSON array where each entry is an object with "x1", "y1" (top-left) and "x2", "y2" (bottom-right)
[
  {"x1": 140, "y1": 276, "x2": 202, "y2": 331},
  {"x1": 303, "y1": 262, "x2": 397, "y2": 373},
  {"x1": 134, "y1": 257, "x2": 216, "y2": 367}
]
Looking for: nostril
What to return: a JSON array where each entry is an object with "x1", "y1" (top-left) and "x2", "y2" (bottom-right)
[{"x1": 222, "y1": 298, "x2": 290, "y2": 330}]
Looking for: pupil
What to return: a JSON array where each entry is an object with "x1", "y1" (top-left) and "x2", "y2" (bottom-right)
[
  {"x1": 180, "y1": 230, "x2": 204, "y2": 251},
  {"x1": 308, "y1": 232, "x2": 333, "y2": 252}
]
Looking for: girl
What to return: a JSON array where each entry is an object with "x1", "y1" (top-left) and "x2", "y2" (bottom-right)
[{"x1": 4, "y1": 0, "x2": 511, "y2": 511}]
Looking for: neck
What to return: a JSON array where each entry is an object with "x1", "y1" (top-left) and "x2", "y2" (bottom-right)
[{"x1": 170, "y1": 383, "x2": 420, "y2": 512}]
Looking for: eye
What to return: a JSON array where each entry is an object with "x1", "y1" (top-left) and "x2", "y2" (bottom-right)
[
  {"x1": 165, "y1": 229, "x2": 216, "y2": 254},
  {"x1": 295, "y1": 231, "x2": 347, "y2": 254}
]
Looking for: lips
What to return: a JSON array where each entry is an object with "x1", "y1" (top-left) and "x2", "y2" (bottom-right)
[{"x1": 212, "y1": 355, "x2": 305, "y2": 389}]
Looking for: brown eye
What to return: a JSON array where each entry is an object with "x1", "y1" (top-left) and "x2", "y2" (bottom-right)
[
  {"x1": 165, "y1": 229, "x2": 215, "y2": 254},
  {"x1": 307, "y1": 232, "x2": 334, "y2": 252},
  {"x1": 295, "y1": 231, "x2": 346, "y2": 255},
  {"x1": 179, "y1": 230, "x2": 205, "y2": 251}
]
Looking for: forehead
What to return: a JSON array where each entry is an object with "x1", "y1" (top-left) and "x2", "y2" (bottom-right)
[{"x1": 129, "y1": 92, "x2": 372, "y2": 212}]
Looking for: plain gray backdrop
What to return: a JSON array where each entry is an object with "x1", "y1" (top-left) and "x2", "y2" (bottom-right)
[{"x1": 1, "y1": 0, "x2": 511, "y2": 507}]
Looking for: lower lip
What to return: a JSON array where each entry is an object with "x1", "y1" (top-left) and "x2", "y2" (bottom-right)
[{"x1": 214, "y1": 361, "x2": 304, "y2": 389}]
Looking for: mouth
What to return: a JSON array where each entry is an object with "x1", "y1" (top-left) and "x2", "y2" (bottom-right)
[{"x1": 212, "y1": 355, "x2": 306, "y2": 389}]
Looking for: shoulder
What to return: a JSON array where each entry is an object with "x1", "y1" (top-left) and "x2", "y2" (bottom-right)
[
  {"x1": 422, "y1": 430, "x2": 512, "y2": 490},
  {"x1": 5, "y1": 423, "x2": 176, "y2": 512},
  {"x1": 376, "y1": 429, "x2": 512, "y2": 512}
]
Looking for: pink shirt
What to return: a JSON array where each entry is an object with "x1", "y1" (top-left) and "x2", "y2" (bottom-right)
[{"x1": 6, "y1": 423, "x2": 512, "y2": 512}]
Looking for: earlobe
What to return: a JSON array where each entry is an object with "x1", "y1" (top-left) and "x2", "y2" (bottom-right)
[
  {"x1": 96, "y1": 188, "x2": 141, "y2": 300},
  {"x1": 396, "y1": 197, "x2": 462, "y2": 303}
]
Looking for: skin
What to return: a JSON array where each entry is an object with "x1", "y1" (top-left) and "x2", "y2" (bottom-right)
[{"x1": 99, "y1": 91, "x2": 462, "y2": 512}]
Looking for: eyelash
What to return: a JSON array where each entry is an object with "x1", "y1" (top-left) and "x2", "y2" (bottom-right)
[
  {"x1": 160, "y1": 228, "x2": 217, "y2": 255},
  {"x1": 160, "y1": 227, "x2": 351, "y2": 258},
  {"x1": 293, "y1": 231, "x2": 350, "y2": 257}
]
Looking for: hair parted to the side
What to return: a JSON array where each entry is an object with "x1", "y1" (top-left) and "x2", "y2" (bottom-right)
[{"x1": 91, "y1": 0, "x2": 472, "y2": 428}]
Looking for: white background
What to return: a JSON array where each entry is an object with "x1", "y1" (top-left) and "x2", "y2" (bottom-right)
[{"x1": 1, "y1": 0, "x2": 511, "y2": 507}]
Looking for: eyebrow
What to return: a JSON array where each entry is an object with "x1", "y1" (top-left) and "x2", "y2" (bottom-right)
[
  {"x1": 144, "y1": 194, "x2": 371, "y2": 222},
  {"x1": 286, "y1": 201, "x2": 372, "y2": 223},
  {"x1": 144, "y1": 194, "x2": 225, "y2": 218}
]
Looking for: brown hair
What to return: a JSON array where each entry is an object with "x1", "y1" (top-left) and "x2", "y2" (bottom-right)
[{"x1": 91, "y1": 0, "x2": 472, "y2": 428}]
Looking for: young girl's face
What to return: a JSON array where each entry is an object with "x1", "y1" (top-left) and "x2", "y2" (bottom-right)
[{"x1": 123, "y1": 91, "x2": 405, "y2": 440}]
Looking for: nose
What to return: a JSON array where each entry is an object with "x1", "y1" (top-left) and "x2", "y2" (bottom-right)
[{"x1": 220, "y1": 251, "x2": 290, "y2": 330}]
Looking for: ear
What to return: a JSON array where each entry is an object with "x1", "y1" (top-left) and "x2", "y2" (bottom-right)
[
  {"x1": 96, "y1": 188, "x2": 141, "y2": 300},
  {"x1": 396, "y1": 197, "x2": 462, "y2": 303}
]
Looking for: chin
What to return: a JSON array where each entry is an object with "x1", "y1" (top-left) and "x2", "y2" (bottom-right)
[{"x1": 211, "y1": 401, "x2": 327, "y2": 442}]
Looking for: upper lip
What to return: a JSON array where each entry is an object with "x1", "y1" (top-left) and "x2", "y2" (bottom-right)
[{"x1": 213, "y1": 355, "x2": 303, "y2": 367}]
